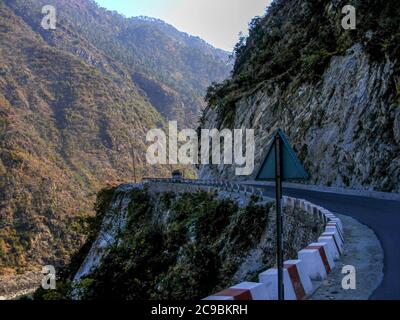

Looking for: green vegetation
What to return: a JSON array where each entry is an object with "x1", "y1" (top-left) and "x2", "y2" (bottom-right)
[
  {"x1": 0, "y1": 0, "x2": 229, "y2": 274},
  {"x1": 4, "y1": 0, "x2": 230, "y2": 126},
  {"x1": 206, "y1": 0, "x2": 400, "y2": 125},
  {"x1": 34, "y1": 188, "x2": 322, "y2": 300}
]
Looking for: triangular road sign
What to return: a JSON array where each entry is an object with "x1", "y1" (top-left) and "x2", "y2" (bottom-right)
[
  {"x1": 255, "y1": 128, "x2": 308, "y2": 300},
  {"x1": 256, "y1": 128, "x2": 308, "y2": 181}
]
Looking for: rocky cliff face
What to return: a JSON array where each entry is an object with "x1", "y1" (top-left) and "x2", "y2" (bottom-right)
[
  {"x1": 34, "y1": 183, "x2": 322, "y2": 300},
  {"x1": 200, "y1": 0, "x2": 400, "y2": 193}
]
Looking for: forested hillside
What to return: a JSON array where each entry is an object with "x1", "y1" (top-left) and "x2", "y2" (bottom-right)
[
  {"x1": 5, "y1": 0, "x2": 231, "y2": 125},
  {"x1": 0, "y1": 0, "x2": 230, "y2": 276}
]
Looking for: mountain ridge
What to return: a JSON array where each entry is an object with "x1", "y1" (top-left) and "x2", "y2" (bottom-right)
[{"x1": 0, "y1": 0, "x2": 231, "y2": 275}]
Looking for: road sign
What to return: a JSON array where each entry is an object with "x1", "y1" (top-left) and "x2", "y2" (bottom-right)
[
  {"x1": 256, "y1": 128, "x2": 308, "y2": 301},
  {"x1": 256, "y1": 129, "x2": 308, "y2": 181}
]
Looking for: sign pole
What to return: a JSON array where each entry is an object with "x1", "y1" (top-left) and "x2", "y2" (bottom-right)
[
  {"x1": 274, "y1": 132, "x2": 284, "y2": 300},
  {"x1": 256, "y1": 128, "x2": 308, "y2": 300}
]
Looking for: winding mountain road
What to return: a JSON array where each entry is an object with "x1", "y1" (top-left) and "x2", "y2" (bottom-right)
[{"x1": 254, "y1": 184, "x2": 400, "y2": 300}]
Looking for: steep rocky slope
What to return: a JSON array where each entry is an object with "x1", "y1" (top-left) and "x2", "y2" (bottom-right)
[
  {"x1": 0, "y1": 2, "x2": 165, "y2": 272},
  {"x1": 0, "y1": 0, "x2": 230, "y2": 275},
  {"x1": 200, "y1": 0, "x2": 400, "y2": 192},
  {"x1": 4, "y1": 0, "x2": 231, "y2": 126},
  {"x1": 33, "y1": 185, "x2": 322, "y2": 300}
]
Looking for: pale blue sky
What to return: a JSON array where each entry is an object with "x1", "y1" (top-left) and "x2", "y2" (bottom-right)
[{"x1": 94, "y1": 0, "x2": 271, "y2": 51}]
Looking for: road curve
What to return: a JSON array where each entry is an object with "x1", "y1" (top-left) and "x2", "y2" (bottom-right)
[{"x1": 254, "y1": 185, "x2": 400, "y2": 300}]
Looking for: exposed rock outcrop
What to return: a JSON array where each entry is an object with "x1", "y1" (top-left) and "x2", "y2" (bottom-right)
[
  {"x1": 199, "y1": 0, "x2": 400, "y2": 193},
  {"x1": 60, "y1": 183, "x2": 322, "y2": 300}
]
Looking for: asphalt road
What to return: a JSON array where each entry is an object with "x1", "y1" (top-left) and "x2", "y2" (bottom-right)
[{"x1": 256, "y1": 185, "x2": 400, "y2": 300}]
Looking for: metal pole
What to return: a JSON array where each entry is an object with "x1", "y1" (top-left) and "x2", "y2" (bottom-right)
[
  {"x1": 275, "y1": 132, "x2": 284, "y2": 300},
  {"x1": 131, "y1": 144, "x2": 137, "y2": 184}
]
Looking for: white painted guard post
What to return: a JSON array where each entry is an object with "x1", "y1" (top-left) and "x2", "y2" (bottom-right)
[
  {"x1": 318, "y1": 235, "x2": 340, "y2": 260},
  {"x1": 203, "y1": 282, "x2": 271, "y2": 300},
  {"x1": 259, "y1": 268, "x2": 294, "y2": 300},
  {"x1": 298, "y1": 247, "x2": 328, "y2": 281},
  {"x1": 258, "y1": 260, "x2": 312, "y2": 300}
]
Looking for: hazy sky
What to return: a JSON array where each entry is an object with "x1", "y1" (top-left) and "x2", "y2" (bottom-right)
[{"x1": 94, "y1": 0, "x2": 271, "y2": 51}]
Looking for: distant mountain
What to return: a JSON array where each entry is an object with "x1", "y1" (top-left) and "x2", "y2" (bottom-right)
[
  {"x1": 0, "y1": 0, "x2": 231, "y2": 275},
  {"x1": 5, "y1": 0, "x2": 231, "y2": 125}
]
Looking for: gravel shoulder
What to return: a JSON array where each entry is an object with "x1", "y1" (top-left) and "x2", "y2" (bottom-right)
[{"x1": 310, "y1": 213, "x2": 384, "y2": 300}]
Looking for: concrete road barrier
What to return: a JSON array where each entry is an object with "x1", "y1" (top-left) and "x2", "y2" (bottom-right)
[
  {"x1": 231, "y1": 282, "x2": 272, "y2": 300},
  {"x1": 305, "y1": 202, "x2": 312, "y2": 214},
  {"x1": 317, "y1": 210, "x2": 324, "y2": 222},
  {"x1": 298, "y1": 247, "x2": 328, "y2": 281},
  {"x1": 286, "y1": 197, "x2": 295, "y2": 208},
  {"x1": 284, "y1": 259, "x2": 313, "y2": 297},
  {"x1": 300, "y1": 200, "x2": 307, "y2": 211},
  {"x1": 321, "y1": 231, "x2": 343, "y2": 254},
  {"x1": 326, "y1": 223, "x2": 345, "y2": 242},
  {"x1": 259, "y1": 268, "x2": 297, "y2": 300},
  {"x1": 203, "y1": 295, "x2": 234, "y2": 300},
  {"x1": 307, "y1": 242, "x2": 335, "y2": 271},
  {"x1": 321, "y1": 208, "x2": 332, "y2": 216},
  {"x1": 204, "y1": 282, "x2": 271, "y2": 300},
  {"x1": 318, "y1": 235, "x2": 340, "y2": 260},
  {"x1": 322, "y1": 225, "x2": 344, "y2": 250},
  {"x1": 327, "y1": 219, "x2": 344, "y2": 232},
  {"x1": 329, "y1": 218, "x2": 343, "y2": 233}
]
